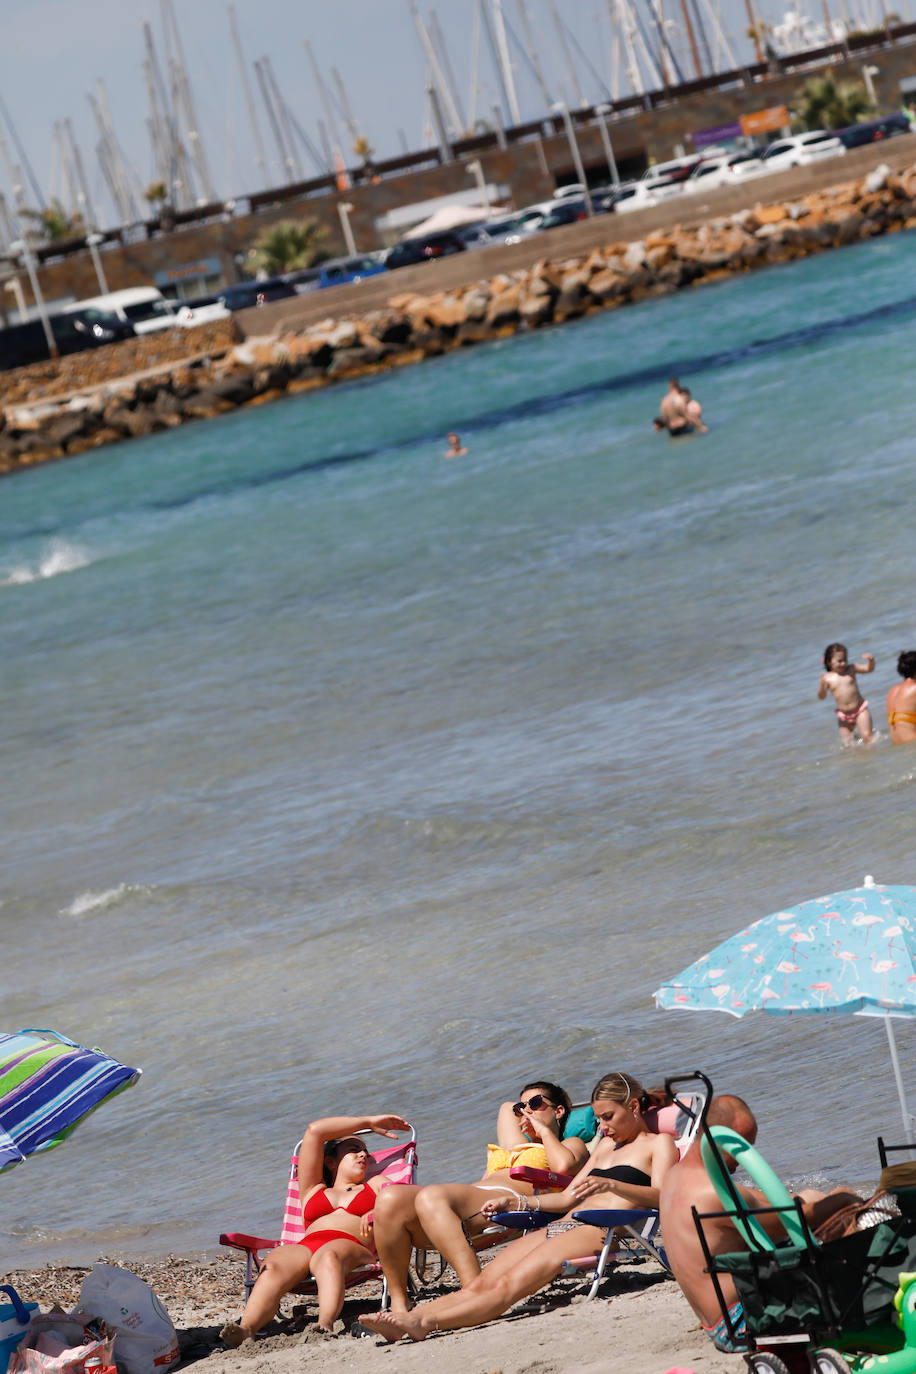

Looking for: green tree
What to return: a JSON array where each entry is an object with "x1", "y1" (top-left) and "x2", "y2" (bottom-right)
[
  {"x1": 144, "y1": 180, "x2": 168, "y2": 210},
  {"x1": 21, "y1": 199, "x2": 84, "y2": 243},
  {"x1": 249, "y1": 217, "x2": 326, "y2": 275},
  {"x1": 794, "y1": 72, "x2": 874, "y2": 130}
]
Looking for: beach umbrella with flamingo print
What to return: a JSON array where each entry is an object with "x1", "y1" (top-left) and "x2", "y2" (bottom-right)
[{"x1": 654, "y1": 876, "x2": 916, "y2": 1141}]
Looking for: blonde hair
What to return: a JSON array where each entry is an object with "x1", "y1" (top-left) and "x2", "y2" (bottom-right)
[{"x1": 591, "y1": 1071, "x2": 649, "y2": 1113}]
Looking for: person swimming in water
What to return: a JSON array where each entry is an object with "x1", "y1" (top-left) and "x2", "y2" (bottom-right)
[
  {"x1": 886, "y1": 650, "x2": 916, "y2": 744},
  {"x1": 444, "y1": 431, "x2": 467, "y2": 457}
]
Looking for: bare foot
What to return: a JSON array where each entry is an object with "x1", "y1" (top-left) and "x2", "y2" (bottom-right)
[
  {"x1": 219, "y1": 1322, "x2": 252, "y2": 1348},
  {"x1": 360, "y1": 1310, "x2": 429, "y2": 1344}
]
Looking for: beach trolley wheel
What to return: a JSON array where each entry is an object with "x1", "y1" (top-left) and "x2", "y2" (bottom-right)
[
  {"x1": 809, "y1": 1352, "x2": 850, "y2": 1373},
  {"x1": 747, "y1": 1353, "x2": 793, "y2": 1374}
]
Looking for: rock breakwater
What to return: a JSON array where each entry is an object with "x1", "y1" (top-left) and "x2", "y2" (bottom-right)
[{"x1": 2, "y1": 161, "x2": 914, "y2": 476}]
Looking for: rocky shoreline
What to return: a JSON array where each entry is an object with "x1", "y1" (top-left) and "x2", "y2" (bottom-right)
[{"x1": 2, "y1": 158, "x2": 913, "y2": 476}]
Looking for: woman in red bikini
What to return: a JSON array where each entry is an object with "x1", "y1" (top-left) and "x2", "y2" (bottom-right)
[{"x1": 220, "y1": 1111, "x2": 409, "y2": 1343}]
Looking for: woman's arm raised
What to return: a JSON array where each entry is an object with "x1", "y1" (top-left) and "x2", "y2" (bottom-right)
[{"x1": 298, "y1": 1113, "x2": 410, "y2": 1187}]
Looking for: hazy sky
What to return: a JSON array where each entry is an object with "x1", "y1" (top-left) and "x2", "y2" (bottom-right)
[{"x1": 2, "y1": 0, "x2": 768, "y2": 226}]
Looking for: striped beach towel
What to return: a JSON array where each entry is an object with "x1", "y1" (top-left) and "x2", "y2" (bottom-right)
[{"x1": 0, "y1": 1029, "x2": 141, "y2": 1173}]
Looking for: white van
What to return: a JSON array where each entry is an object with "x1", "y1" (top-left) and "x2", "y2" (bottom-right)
[{"x1": 63, "y1": 287, "x2": 165, "y2": 321}]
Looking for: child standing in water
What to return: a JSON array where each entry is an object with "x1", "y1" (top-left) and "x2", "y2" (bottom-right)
[{"x1": 817, "y1": 642, "x2": 876, "y2": 744}]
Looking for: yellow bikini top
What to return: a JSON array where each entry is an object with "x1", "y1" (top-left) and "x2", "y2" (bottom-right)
[{"x1": 485, "y1": 1141, "x2": 551, "y2": 1176}]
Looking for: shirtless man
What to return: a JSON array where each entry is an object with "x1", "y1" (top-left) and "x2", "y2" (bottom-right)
[
  {"x1": 659, "y1": 377, "x2": 689, "y2": 434},
  {"x1": 660, "y1": 1095, "x2": 862, "y2": 1353},
  {"x1": 817, "y1": 641, "x2": 876, "y2": 744},
  {"x1": 886, "y1": 651, "x2": 916, "y2": 744}
]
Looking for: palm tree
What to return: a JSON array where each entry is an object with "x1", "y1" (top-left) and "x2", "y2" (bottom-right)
[
  {"x1": 249, "y1": 218, "x2": 326, "y2": 275},
  {"x1": 794, "y1": 72, "x2": 874, "y2": 130},
  {"x1": 21, "y1": 199, "x2": 84, "y2": 244}
]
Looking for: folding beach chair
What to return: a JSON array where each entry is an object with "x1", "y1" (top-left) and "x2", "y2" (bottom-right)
[{"x1": 219, "y1": 1126, "x2": 418, "y2": 1308}]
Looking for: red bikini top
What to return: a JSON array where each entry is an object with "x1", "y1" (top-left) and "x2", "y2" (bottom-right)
[{"x1": 301, "y1": 1181, "x2": 376, "y2": 1225}]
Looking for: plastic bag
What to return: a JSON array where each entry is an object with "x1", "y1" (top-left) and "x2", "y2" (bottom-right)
[
  {"x1": 75, "y1": 1268, "x2": 178, "y2": 1374},
  {"x1": 8, "y1": 1313, "x2": 114, "y2": 1374}
]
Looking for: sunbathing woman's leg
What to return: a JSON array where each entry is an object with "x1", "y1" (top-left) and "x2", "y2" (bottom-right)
[
  {"x1": 309, "y1": 1237, "x2": 375, "y2": 1330},
  {"x1": 362, "y1": 1223, "x2": 607, "y2": 1342},
  {"x1": 372, "y1": 1184, "x2": 434, "y2": 1312},
  {"x1": 414, "y1": 1183, "x2": 508, "y2": 1288},
  {"x1": 220, "y1": 1243, "x2": 313, "y2": 1345}
]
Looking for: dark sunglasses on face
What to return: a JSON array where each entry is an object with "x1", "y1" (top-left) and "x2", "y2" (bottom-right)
[{"x1": 512, "y1": 1094, "x2": 551, "y2": 1116}]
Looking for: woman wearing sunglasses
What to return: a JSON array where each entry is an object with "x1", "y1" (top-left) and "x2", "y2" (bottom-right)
[{"x1": 370, "y1": 1080, "x2": 587, "y2": 1312}]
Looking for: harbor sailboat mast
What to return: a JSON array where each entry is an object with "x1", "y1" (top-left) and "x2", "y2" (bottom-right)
[{"x1": 228, "y1": 3, "x2": 269, "y2": 190}]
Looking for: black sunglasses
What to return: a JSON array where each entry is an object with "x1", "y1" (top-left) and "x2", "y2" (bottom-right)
[{"x1": 512, "y1": 1094, "x2": 551, "y2": 1116}]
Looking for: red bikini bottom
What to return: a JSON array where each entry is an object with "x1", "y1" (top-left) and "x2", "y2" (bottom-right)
[{"x1": 298, "y1": 1229, "x2": 373, "y2": 1255}]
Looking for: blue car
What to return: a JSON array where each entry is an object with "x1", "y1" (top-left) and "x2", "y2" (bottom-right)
[{"x1": 318, "y1": 254, "x2": 388, "y2": 287}]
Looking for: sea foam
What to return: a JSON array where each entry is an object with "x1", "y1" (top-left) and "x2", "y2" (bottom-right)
[
  {"x1": 60, "y1": 884, "x2": 148, "y2": 917},
  {"x1": 1, "y1": 539, "x2": 91, "y2": 586}
]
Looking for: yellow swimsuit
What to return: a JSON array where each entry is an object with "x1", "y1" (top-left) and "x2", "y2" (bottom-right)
[
  {"x1": 888, "y1": 710, "x2": 916, "y2": 727},
  {"x1": 485, "y1": 1142, "x2": 552, "y2": 1175}
]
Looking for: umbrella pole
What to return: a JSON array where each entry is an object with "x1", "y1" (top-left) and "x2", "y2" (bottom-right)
[{"x1": 884, "y1": 1014, "x2": 915, "y2": 1144}]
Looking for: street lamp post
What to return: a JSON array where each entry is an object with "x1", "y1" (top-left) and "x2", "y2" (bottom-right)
[
  {"x1": 85, "y1": 232, "x2": 109, "y2": 295},
  {"x1": 9, "y1": 239, "x2": 57, "y2": 358},
  {"x1": 862, "y1": 64, "x2": 879, "y2": 108},
  {"x1": 337, "y1": 201, "x2": 356, "y2": 255},
  {"x1": 3, "y1": 275, "x2": 26, "y2": 318},
  {"x1": 466, "y1": 159, "x2": 491, "y2": 212},
  {"x1": 552, "y1": 102, "x2": 594, "y2": 215},
  {"x1": 594, "y1": 104, "x2": 621, "y2": 188}
]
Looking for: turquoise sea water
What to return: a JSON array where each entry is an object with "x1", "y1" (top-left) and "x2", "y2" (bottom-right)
[{"x1": 3, "y1": 231, "x2": 916, "y2": 1266}]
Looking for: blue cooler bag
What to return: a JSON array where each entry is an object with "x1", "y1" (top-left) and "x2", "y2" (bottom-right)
[{"x1": 0, "y1": 1286, "x2": 38, "y2": 1373}]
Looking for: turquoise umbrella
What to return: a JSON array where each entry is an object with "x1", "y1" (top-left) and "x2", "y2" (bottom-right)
[{"x1": 654, "y1": 876, "x2": 916, "y2": 1140}]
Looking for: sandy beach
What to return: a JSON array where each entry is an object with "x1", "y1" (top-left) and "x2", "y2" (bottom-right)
[{"x1": 1, "y1": 1251, "x2": 741, "y2": 1373}]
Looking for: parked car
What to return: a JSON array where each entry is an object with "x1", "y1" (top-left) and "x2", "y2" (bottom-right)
[
  {"x1": 504, "y1": 197, "x2": 590, "y2": 241},
  {"x1": 316, "y1": 253, "x2": 388, "y2": 287},
  {"x1": 459, "y1": 214, "x2": 529, "y2": 249},
  {"x1": 64, "y1": 286, "x2": 165, "y2": 324},
  {"x1": 682, "y1": 150, "x2": 764, "y2": 192},
  {"x1": 282, "y1": 266, "x2": 323, "y2": 293},
  {"x1": 735, "y1": 130, "x2": 846, "y2": 178},
  {"x1": 61, "y1": 308, "x2": 136, "y2": 344},
  {"x1": 129, "y1": 295, "x2": 230, "y2": 334},
  {"x1": 217, "y1": 278, "x2": 297, "y2": 311},
  {"x1": 384, "y1": 230, "x2": 467, "y2": 270},
  {"x1": 608, "y1": 181, "x2": 662, "y2": 214},
  {"x1": 838, "y1": 113, "x2": 911, "y2": 147},
  {"x1": 640, "y1": 154, "x2": 703, "y2": 191},
  {"x1": 0, "y1": 308, "x2": 134, "y2": 373}
]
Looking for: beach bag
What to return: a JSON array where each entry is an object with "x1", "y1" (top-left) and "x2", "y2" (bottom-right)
[
  {"x1": 0, "y1": 1287, "x2": 39, "y2": 1374},
  {"x1": 75, "y1": 1267, "x2": 178, "y2": 1374},
  {"x1": 813, "y1": 1188, "x2": 901, "y2": 1244},
  {"x1": 8, "y1": 1313, "x2": 114, "y2": 1374}
]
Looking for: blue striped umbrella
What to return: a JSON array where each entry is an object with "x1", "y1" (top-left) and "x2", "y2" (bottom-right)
[
  {"x1": 0, "y1": 1029, "x2": 141, "y2": 1173},
  {"x1": 655, "y1": 876, "x2": 916, "y2": 1139}
]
